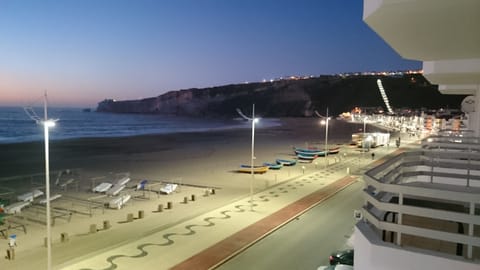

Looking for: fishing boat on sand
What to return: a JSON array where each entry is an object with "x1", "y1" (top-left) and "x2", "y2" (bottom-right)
[
  {"x1": 328, "y1": 147, "x2": 340, "y2": 154},
  {"x1": 294, "y1": 146, "x2": 340, "y2": 156},
  {"x1": 294, "y1": 147, "x2": 326, "y2": 157},
  {"x1": 297, "y1": 153, "x2": 318, "y2": 162},
  {"x1": 236, "y1": 166, "x2": 269, "y2": 174},
  {"x1": 263, "y1": 162, "x2": 283, "y2": 170},
  {"x1": 275, "y1": 158, "x2": 297, "y2": 166}
]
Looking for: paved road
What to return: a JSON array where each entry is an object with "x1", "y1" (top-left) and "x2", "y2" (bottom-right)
[{"x1": 216, "y1": 180, "x2": 363, "y2": 270}]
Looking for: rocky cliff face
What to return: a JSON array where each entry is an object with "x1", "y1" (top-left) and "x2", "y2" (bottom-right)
[{"x1": 97, "y1": 74, "x2": 466, "y2": 117}]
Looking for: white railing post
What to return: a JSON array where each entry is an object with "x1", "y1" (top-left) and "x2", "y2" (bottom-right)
[
  {"x1": 468, "y1": 201, "x2": 474, "y2": 259},
  {"x1": 396, "y1": 192, "x2": 403, "y2": 246}
]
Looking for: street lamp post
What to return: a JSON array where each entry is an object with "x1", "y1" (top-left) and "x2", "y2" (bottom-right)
[
  {"x1": 237, "y1": 104, "x2": 258, "y2": 211},
  {"x1": 41, "y1": 93, "x2": 55, "y2": 270},
  {"x1": 324, "y1": 109, "x2": 330, "y2": 168},
  {"x1": 363, "y1": 116, "x2": 367, "y2": 155},
  {"x1": 317, "y1": 108, "x2": 330, "y2": 168},
  {"x1": 250, "y1": 104, "x2": 256, "y2": 211},
  {"x1": 25, "y1": 93, "x2": 55, "y2": 270}
]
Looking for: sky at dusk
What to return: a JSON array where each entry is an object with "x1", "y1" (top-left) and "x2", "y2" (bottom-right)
[{"x1": 0, "y1": 0, "x2": 421, "y2": 107}]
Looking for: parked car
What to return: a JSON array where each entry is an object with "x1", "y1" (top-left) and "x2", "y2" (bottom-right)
[
  {"x1": 329, "y1": 249, "x2": 354, "y2": 266},
  {"x1": 317, "y1": 264, "x2": 353, "y2": 270}
]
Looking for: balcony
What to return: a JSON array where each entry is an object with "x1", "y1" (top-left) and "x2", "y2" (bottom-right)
[{"x1": 356, "y1": 134, "x2": 480, "y2": 269}]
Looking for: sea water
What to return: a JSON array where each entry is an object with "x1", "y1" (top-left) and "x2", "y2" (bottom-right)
[{"x1": 0, "y1": 107, "x2": 280, "y2": 144}]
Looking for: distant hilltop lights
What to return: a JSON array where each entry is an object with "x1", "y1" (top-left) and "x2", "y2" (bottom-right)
[{"x1": 260, "y1": 69, "x2": 422, "y2": 84}]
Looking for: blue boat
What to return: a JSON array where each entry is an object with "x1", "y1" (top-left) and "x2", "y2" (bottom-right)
[
  {"x1": 276, "y1": 158, "x2": 297, "y2": 166},
  {"x1": 293, "y1": 147, "x2": 326, "y2": 156},
  {"x1": 293, "y1": 146, "x2": 321, "y2": 153},
  {"x1": 263, "y1": 162, "x2": 283, "y2": 170},
  {"x1": 297, "y1": 153, "x2": 319, "y2": 160}
]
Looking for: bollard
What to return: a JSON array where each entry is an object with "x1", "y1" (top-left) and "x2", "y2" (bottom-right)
[
  {"x1": 347, "y1": 167, "x2": 350, "y2": 174},
  {"x1": 211, "y1": 189, "x2": 215, "y2": 195},
  {"x1": 61, "y1": 232, "x2": 69, "y2": 243},
  {"x1": 157, "y1": 204, "x2": 164, "y2": 212},
  {"x1": 103, "y1": 220, "x2": 111, "y2": 230},
  {"x1": 191, "y1": 194, "x2": 196, "y2": 201},
  {"x1": 138, "y1": 210, "x2": 145, "y2": 219},
  {"x1": 205, "y1": 189, "x2": 210, "y2": 196},
  {"x1": 89, "y1": 224, "x2": 97, "y2": 234},
  {"x1": 183, "y1": 197, "x2": 188, "y2": 204},
  {"x1": 127, "y1": 213, "x2": 134, "y2": 222},
  {"x1": 167, "y1": 201, "x2": 173, "y2": 209}
]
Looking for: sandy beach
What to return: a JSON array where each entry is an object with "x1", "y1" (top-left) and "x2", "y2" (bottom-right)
[{"x1": 0, "y1": 117, "x2": 390, "y2": 269}]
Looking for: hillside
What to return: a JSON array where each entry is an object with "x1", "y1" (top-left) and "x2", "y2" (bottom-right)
[{"x1": 96, "y1": 74, "x2": 467, "y2": 117}]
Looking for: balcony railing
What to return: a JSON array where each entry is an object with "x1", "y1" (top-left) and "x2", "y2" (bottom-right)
[{"x1": 361, "y1": 137, "x2": 480, "y2": 260}]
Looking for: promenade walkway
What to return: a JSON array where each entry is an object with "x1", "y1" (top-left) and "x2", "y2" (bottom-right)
[{"x1": 59, "y1": 143, "x2": 405, "y2": 270}]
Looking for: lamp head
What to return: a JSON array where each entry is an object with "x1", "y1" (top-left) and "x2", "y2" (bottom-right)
[{"x1": 43, "y1": 120, "x2": 56, "y2": 128}]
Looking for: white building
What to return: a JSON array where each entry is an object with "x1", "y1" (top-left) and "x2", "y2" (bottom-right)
[{"x1": 356, "y1": 1, "x2": 480, "y2": 269}]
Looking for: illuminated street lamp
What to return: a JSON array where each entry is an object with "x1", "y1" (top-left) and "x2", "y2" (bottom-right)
[
  {"x1": 237, "y1": 104, "x2": 259, "y2": 211},
  {"x1": 24, "y1": 92, "x2": 56, "y2": 270},
  {"x1": 363, "y1": 116, "x2": 368, "y2": 155},
  {"x1": 42, "y1": 94, "x2": 56, "y2": 270},
  {"x1": 317, "y1": 108, "x2": 330, "y2": 168},
  {"x1": 43, "y1": 119, "x2": 55, "y2": 270},
  {"x1": 320, "y1": 112, "x2": 330, "y2": 168}
]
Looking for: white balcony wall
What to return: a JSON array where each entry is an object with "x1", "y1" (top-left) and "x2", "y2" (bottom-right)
[{"x1": 355, "y1": 223, "x2": 480, "y2": 270}]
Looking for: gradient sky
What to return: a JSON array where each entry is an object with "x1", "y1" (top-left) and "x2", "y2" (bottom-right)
[{"x1": 0, "y1": 0, "x2": 421, "y2": 107}]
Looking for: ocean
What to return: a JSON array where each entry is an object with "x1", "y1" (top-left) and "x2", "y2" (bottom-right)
[{"x1": 0, "y1": 107, "x2": 280, "y2": 144}]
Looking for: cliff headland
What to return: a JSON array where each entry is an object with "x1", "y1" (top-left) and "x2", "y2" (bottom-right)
[{"x1": 97, "y1": 73, "x2": 466, "y2": 117}]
